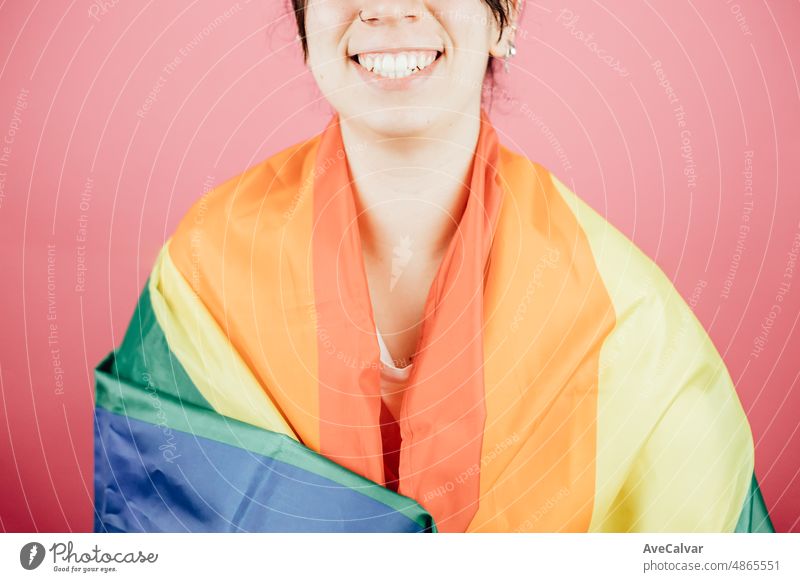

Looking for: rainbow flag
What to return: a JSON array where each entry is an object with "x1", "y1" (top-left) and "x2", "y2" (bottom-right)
[
  {"x1": 94, "y1": 109, "x2": 773, "y2": 532},
  {"x1": 93, "y1": 267, "x2": 435, "y2": 532}
]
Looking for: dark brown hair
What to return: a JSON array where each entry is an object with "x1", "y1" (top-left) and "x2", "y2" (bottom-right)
[{"x1": 289, "y1": 1, "x2": 514, "y2": 65}]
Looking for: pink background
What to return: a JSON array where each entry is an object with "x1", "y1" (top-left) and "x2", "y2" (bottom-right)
[{"x1": 1, "y1": 1, "x2": 798, "y2": 532}]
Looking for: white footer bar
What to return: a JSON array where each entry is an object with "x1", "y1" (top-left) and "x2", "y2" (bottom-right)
[{"x1": 1, "y1": 533, "x2": 797, "y2": 581}]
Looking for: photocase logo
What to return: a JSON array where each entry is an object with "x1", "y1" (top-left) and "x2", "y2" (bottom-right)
[
  {"x1": 20, "y1": 542, "x2": 46, "y2": 570},
  {"x1": 390, "y1": 235, "x2": 413, "y2": 291}
]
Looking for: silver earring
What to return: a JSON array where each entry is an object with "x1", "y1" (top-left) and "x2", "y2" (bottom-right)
[
  {"x1": 504, "y1": 41, "x2": 517, "y2": 73},
  {"x1": 359, "y1": 10, "x2": 367, "y2": 23},
  {"x1": 503, "y1": 19, "x2": 519, "y2": 73}
]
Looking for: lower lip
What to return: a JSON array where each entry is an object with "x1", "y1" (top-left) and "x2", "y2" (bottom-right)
[{"x1": 351, "y1": 54, "x2": 443, "y2": 91}]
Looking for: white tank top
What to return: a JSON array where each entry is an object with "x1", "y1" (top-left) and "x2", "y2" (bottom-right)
[{"x1": 376, "y1": 324, "x2": 412, "y2": 420}]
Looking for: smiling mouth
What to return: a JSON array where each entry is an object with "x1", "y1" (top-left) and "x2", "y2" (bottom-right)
[{"x1": 350, "y1": 50, "x2": 443, "y2": 79}]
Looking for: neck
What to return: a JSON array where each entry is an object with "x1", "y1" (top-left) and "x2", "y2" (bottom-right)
[{"x1": 338, "y1": 110, "x2": 483, "y2": 260}]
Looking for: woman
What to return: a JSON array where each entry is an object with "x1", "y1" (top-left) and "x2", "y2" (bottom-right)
[{"x1": 93, "y1": 0, "x2": 773, "y2": 532}]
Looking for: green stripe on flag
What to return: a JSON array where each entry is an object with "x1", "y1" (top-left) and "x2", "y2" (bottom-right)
[
  {"x1": 95, "y1": 282, "x2": 436, "y2": 531},
  {"x1": 734, "y1": 472, "x2": 774, "y2": 532}
]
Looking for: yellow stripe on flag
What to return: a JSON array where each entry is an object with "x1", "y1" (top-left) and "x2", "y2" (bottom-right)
[
  {"x1": 550, "y1": 171, "x2": 754, "y2": 532},
  {"x1": 148, "y1": 245, "x2": 298, "y2": 440}
]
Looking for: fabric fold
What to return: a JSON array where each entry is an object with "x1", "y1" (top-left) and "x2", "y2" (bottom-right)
[{"x1": 94, "y1": 108, "x2": 774, "y2": 533}]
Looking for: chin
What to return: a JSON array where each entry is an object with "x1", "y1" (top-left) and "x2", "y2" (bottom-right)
[{"x1": 344, "y1": 106, "x2": 443, "y2": 139}]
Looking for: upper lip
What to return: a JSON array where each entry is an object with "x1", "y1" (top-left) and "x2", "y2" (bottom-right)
[{"x1": 348, "y1": 46, "x2": 443, "y2": 57}]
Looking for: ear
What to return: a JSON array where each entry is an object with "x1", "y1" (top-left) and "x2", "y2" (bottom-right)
[{"x1": 488, "y1": 1, "x2": 521, "y2": 59}]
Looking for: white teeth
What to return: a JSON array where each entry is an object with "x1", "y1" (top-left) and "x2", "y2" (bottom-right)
[
  {"x1": 357, "y1": 54, "x2": 374, "y2": 71},
  {"x1": 354, "y1": 50, "x2": 439, "y2": 79},
  {"x1": 383, "y1": 54, "x2": 396, "y2": 76}
]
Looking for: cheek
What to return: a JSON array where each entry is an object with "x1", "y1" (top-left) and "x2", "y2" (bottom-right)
[
  {"x1": 304, "y1": 0, "x2": 354, "y2": 60},
  {"x1": 452, "y1": 22, "x2": 494, "y2": 72},
  {"x1": 440, "y1": 2, "x2": 495, "y2": 61}
]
